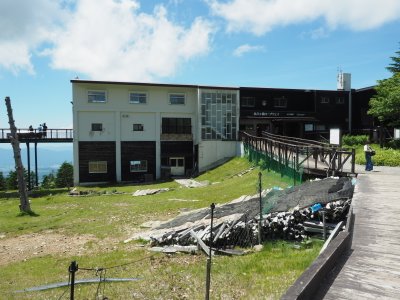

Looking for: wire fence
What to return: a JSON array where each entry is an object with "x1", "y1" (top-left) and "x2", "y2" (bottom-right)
[{"x1": 244, "y1": 142, "x2": 304, "y2": 184}]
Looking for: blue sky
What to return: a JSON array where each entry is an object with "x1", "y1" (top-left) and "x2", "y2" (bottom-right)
[{"x1": 0, "y1": 0, "x2": 399, "y2": 133}]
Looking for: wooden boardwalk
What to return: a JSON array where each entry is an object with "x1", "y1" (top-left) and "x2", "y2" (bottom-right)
[{"x1": 318, "y1": 165, "x2": 400, "y2": 299}]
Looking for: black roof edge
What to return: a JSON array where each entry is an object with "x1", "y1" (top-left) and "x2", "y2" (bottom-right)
[
  {"x1": 70, "y1": 79, "x2": 375, "y2": 92},
  {"x1": 355, "y1": 86, "x2": 376, "y2": 92}
]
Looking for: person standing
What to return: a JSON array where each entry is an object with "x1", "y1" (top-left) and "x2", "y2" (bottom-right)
[
  {"x1": 364, "y1": 141, "x2": 374, "y2": 171},
  {"x1": 42, "y1": 123, "x2": 47, "y2": 137}
]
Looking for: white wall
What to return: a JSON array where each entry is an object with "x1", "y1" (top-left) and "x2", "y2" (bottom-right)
[
  {"x1": 198, "y1": 141, "x2": 239, "y2": 172},
  {"x1": 77, "y1": 111, "x2": 116, "y2": 141},
  {"x1": 120, "y1": 112, "x2": 156, "y2": 141}
]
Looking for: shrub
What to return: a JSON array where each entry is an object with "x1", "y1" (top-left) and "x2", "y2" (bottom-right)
[
  {"x1": 386, "y1": 139, "x2": 400, "y2": 150},
  {"x1": 342, "y1": 134, "x2": 369, "y2": 146}
]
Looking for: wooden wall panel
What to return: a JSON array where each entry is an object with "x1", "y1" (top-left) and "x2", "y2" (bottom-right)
[{"x1": 79, "y1": 142, "x2": 116, "y2": 183}]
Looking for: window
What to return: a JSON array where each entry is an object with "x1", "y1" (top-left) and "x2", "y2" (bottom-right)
[
  {"x1": 200, "y1": 90, "x2": 237, "y2": 141},
  {"x1": 133, "y1": 124, "x2": 144, "y2": 131},
  {"x1": 169, "y1": 94, "x2": 185, "y2": 105},
  {"x1": 130, "y1": 92, "x2": 147, "y2": 104},
  {"x1": 89, "y1": 161, "x2": 107, "y2": 173},
  {"x1": 304, "y1": 124, "x2": 314, "y2": 132},
  {"x1": 130, "y1": 160, "x2": 147, "y2": 172},
  {"x1": 241, "y1": 97, "x2": 255, "y2": 107},
  {"x1": 336, "y1": 97, "x2": 345, "y2": 104},
  {"x1": 91, "y1": 123, "x2": 103, "y2": 131},
  {"x1": 321, "y1": 97, "x2": 330, "y2": 104},
  {"x1": 88, "y1": 91, "x2": 106, "y2": 103},
  {"x1": 274, "y1": 96, "x2": 287, "y2": 108},
  {"x1": 315, "y1": 124, "x2": 326, "y2": 131},
  {"x1": 162, "y1": 118, "x2": 191, "y2": 134}
]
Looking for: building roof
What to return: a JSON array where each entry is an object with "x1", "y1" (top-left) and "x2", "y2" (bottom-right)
[{"x1": 70, "y1": 79, "x2": 239, "y2": 90}]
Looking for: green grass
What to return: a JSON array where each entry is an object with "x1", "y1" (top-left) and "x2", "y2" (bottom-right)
[{"x1": 0, "y1": 157, "x2": 320, "y2": 299}]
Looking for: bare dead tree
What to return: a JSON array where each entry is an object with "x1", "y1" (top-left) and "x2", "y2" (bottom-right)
[{"x1": 5, "y1": 97, "x2": 31, "y2": 213}]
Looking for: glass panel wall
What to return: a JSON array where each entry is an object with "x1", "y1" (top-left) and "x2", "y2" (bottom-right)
[{"x1": 200, "y1": 90, "x2": 238, "y2": 140}]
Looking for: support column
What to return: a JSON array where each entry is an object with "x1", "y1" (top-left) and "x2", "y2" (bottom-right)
[
  {"x1": 115, "y1": 111, "x2": 121, "y2": 182},
  {"x1": 155, "y1": 112, "x2": 161, "y2": 179},
  {"x1": 34, "y1": 143, "x2": 38, "y2": 187},
  {"x1": 26, "y1": 143, "x2": 31, "y2": 190}
]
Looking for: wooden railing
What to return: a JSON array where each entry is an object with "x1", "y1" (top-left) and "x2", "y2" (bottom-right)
[{"x1": 242, "y1": 131, "x2": 356, "y2": 176}]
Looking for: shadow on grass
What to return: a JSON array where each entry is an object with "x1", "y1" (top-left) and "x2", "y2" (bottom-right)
[{"x1": 17, "y1": 210, "x2": 40, "y2": 217}]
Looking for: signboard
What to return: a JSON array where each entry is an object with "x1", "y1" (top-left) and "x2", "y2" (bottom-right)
[
  {"x1": 244, "y1": 111, "x2": 313, "y2": 118},
  {"x1": 330, "y1": 128, "x2": 341, "y2": 145}
]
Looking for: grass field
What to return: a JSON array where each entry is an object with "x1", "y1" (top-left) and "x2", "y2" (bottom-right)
[{"x1": 0, "y1": 157, "x2": 322, "y2": 299}]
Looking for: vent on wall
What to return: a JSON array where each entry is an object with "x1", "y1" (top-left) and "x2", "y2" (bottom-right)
[{"x1": 122, "y1": 114, "x2": 129, "y2": 118}]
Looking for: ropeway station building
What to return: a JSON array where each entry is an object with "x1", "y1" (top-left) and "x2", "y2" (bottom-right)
[{"x1": 71, "y1": 73, "x2": 375, "y2": 185}]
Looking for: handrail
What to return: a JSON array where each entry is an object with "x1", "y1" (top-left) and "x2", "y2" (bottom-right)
[
  {"x1": 241, "y1": 131, "x2": 356, "y2": 176},
  {"x1": 0, "y1": 128, "x2": 73, "y2": 140}
]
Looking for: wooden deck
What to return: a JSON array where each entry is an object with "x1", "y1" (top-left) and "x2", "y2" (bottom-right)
[
  {"x1": 0, "y1": 128, "x2": 73, "y2": 143},
  {"x1": 317, "y1": 166, "x2": 400, "y2": 299}
]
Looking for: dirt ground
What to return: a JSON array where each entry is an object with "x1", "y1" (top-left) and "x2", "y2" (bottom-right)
[{"x1": 0, "y1": 231, "x2": 126, "y2": 266}]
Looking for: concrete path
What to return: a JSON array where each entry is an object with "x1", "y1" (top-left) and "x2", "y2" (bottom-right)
[{"x1": 320, "y1": 165, "x2": 400, "y2": 299}]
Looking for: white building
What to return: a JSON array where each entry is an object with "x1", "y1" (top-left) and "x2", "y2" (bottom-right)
[{"x1": 71, "y1": 80, "x2": 240, "y2": 185}]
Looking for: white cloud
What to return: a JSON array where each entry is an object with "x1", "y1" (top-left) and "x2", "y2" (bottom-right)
[
  {"x1": 0, "y1": 0, "x2": 215, "y2": 81},
  {"x1": 48, "y1": 0, "x2": 214, "y2": 81},
  {"x1": 233, "y1": 44, "x2": 264, "y2": 57},
  {"x1": 301, "y1": 27, "x2": 330, "y2": 40},
  {"x1": 207, "y1": 0, "x2": 400, "y2": 35},
  {"x1": 0, "y1": 0, "x2": 66, "y2": 74}
]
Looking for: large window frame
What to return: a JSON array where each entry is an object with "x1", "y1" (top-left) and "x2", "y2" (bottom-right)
[
  {"x1": 88, "y1": 90, "x2": 107, "y2": 103},
  {"x1": 169, "y1": 93, "x2": 185, "y2": 105},
  {"x1": 130, "y1": 160, "x2": 148, "y2": 172},
  {"x1": 162, "y1": 118, "x2": 191, "y2": 134},
  {"x1": 129, "y1": 92, "x2": 147, "y2": 104},
  {"x1": 89, "y1": 161, "x2": 107, "y2": 173}
]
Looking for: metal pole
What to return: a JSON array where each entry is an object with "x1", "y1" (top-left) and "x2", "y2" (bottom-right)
[
  {"x1": 69, "y1": 261, "x2": 78, "y2": 300},
  {"x1": 205, "y1": 203, "x2": 215, "y2": 300},
  {"x1": 322, "y1": 211, "x2": 327, "y2": 241},
  {"x1": 258, "y1": 172, "x2": 263, "y2": 245}
]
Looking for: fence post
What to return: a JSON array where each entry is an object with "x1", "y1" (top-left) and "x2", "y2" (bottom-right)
[
  {"x1": 69, "y1": 261, "x2": 78, "y2": 300},
  {"x1": 322, "y1": 211, "x2": 327, "y2": 241},
  {"x1": 205, "y1": 203, "x2": 215, "y2": 300},
  {"x1": 258, "y1": 172, "x2": 263, "y2": 245}
]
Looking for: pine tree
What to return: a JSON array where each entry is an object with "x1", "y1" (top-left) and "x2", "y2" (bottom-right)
[
  {"x1": 55, "y1": 162, "x2": 73, "y2": 189},
  {"x1": 0, "y1": 172, "x2": 6, "y2": 191},
  {"x1": 386, "y1": 43, "x2": 400, "y2": 74},
  {"x1": 6, "y1": 170, "x2": 18, "y2": 190},
  {"x1": 42, "y1": 172, "x2": 56, "y2": 189}
]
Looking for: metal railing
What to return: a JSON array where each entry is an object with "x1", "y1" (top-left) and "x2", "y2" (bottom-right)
[{"x1": 0, "y1": 128, "x2": 73, "y2": 142}]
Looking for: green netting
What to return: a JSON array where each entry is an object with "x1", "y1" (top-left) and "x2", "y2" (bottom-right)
[{"x1": 244, "y1": 142, "x2": 303, "y2": 185}]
